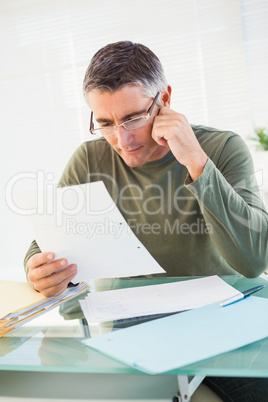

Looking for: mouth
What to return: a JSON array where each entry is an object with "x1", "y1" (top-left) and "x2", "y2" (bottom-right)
[{"x1": 122, "y1": 146, "x2": 142, "y2": 153}]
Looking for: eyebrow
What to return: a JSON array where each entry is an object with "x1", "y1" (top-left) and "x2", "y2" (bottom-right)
[{"x1": 96, "y1": 108, "x2": 148, "y2": 124}]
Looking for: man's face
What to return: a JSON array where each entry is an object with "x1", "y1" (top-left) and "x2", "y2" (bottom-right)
[{"x1": 86, "y1": 86, "x2": 170, "y2": 167}]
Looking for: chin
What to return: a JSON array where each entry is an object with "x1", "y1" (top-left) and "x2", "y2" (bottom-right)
[
  {"x1": 121, "y1": 156, "x2": 145, "y2": 167},
  {"x1": 123, "y1": 160, "x2": 142, "y2": 168},
  {"x1": 117, "y1": 147, "x2": 152, "y2": 167}
]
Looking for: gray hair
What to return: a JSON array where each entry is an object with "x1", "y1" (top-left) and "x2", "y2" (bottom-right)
[{"x1": 83, "y1": 41, "x2": 168, "y2": 102}]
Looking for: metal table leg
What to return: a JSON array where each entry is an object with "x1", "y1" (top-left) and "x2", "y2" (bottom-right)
[{"x1": 173, "y1": 374, "x2": 205, "y2": 401}]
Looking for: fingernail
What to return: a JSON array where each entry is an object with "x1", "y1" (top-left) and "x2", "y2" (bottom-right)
[
  {"x1": 60, "y1": 259, "x2": 67, "y2": 266},
  {"x1": 71, "y1": 264, "x2": 77, "y2": 273},
  {"x1": 47, "y1": 253, "x2": 54, "y2": 261}
]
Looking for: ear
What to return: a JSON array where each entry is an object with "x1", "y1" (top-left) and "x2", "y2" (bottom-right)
[{"x1": 161, "y1": 85, "x2": 172, "y2": 108}]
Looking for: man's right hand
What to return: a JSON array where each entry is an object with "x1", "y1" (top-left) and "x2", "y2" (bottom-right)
[{"x1": 27, "y1": 252, "x2": 77, "y2": 297}]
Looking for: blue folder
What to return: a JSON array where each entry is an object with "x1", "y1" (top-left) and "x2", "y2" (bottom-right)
[{"x1": 83, "y1": 296, "x2": 268, "y2": 374}]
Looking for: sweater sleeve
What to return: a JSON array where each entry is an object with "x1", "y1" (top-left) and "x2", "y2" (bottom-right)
[
  {"x1": 185, "y1": 135, "x2": 268, "y2": 277},
  {"x1": 23, "y1": 240, "x2": 41, "y2": 287}
]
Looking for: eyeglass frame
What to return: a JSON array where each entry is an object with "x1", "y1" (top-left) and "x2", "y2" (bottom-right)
[{"x1": 89, "y1": 91, "x2": 160, "y2": 137}]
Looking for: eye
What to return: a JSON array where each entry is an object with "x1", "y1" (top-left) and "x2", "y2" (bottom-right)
[
  {"x1": 126, "y1": 116, "x2": 141, "y2": 125},
  {"x1": 99, "y1": 122, "x2": 113, "y2": 128},
  {"x1": 124, "y1": 116, "x2": 147, "y2": 129}
]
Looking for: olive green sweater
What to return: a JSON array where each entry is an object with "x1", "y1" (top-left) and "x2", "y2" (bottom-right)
[{"x1": 24, "y1": 125, "x2": 268, "y2": 279}]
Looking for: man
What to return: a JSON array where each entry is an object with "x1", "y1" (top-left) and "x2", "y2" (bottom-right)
[
  {"x1": 25, "y1": 40, "x2": 268, "y2": 296},
  {"x1": 24, "y1": 41, "x2": 268, "y2": 400}
]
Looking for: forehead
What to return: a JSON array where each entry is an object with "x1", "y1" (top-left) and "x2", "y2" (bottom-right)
[{"x1": 86, "y1": 85, "x2": 148, "y2": 116}]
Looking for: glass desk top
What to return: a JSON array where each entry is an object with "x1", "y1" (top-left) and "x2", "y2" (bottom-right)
[{"x1": 0, "y1": 276, "x2": 268, "y2": 378}]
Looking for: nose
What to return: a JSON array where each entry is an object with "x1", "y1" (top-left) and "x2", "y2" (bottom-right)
[{"x1": 116, "y1": 126, "x2": 134, "y2": 149}]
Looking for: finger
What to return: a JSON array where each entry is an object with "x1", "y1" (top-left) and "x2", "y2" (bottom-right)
[
  {"x1": 34, "y1": 265, "x2": 78, "y2": 297},
  {"x1": 39, "y1": 279, "x2": 71, "y2": 297},
  {"x1": 158, "y1": 106, "x2": 180, "y2": 116},
  {"x1": 152, "y1": 119, "x2": 175, "y2": 145},
  {"x1": 38, "y1": 280, "x2": 69, "y2": 298},
  {"x1": 152, "y1": 131, "x2": 168, "y2": 147},
  {"x1": 28, "y1": 252, "x2": 55, "y2": 269},
  {"x1": 155, "y1": 114, "x2": 186, "y2": 128},
  {"x1": 28, "y1": 257, "x2": 70, "y2": 282}
]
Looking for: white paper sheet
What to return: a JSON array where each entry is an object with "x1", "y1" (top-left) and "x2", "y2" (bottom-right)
[
  {"x1": 79, "y1": 276, "x2": 242, "y2": 323},
  {"x1": 27, "y1": 181, "x2": 165, "y2": 281}
]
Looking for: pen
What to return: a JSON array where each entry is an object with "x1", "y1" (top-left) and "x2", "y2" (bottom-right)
[{"x1": 220, "y1": 285, "x2": 265, "y2": 307}]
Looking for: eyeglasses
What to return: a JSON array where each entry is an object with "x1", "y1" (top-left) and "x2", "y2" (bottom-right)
[{"x1": 89, "y1": 92, "x2": 160, "y2": 138}]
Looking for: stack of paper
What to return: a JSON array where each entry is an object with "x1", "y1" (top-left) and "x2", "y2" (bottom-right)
[{"x1": 0, "y1": 281, "x2": 90, "y2": 336}]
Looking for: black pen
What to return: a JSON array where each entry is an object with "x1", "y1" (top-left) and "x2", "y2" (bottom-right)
[{"x1": 220, "y1": 285, "x2": 265, "y2": 307}]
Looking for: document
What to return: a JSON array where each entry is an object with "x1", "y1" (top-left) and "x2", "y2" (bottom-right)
[
  {"x1": 83, "y1": 296, "x2": 268, "y2": 374},
  {"x1": 79, "y1": 276, "x2": 241, "y2": 323},
  {"x1": 0, "y1": 281, "x2": 90, "y2": 336},
  {"x1": 27, "y1": 181, "x2": 165, "y2": 281},
  {"x1": 0, "y1": 281, "x2": 44, "y2": 319}
]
